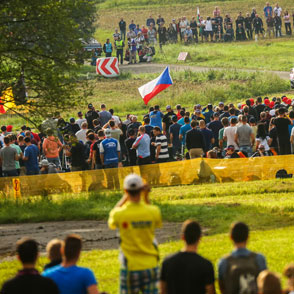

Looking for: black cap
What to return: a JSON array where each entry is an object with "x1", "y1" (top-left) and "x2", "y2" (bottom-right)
[{"x1": 88, "y1": 103, "x2": 93, "y2": 109}]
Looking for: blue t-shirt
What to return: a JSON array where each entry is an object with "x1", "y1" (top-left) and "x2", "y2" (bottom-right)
[
  {"x1": 133, "y1": 133, "x2": 150, "y2": 158},
  {"x1": 100, "y1": 138, "x2": 120, "y2": 165},
  {"x1": 149, "y1": 111, "x2": 163, "y2": 130},
  {"x1": 263, "y1": 6, "x2": 272, "y2": 17},
  {"x1": 202, "y1": 110, "x2": 214, "y2": 124},
  {"x1": 169, "y1": 123, "x2": 181, "y2": 148},
  {"x1": 24, "y1": 144, "x2": 39, "y2": 172},
  {"x1": 178, "y1": 117, "x2": 191, "y2": 126},
  {"x1": 218, "y1": 248, "x2": 267, "y2": 282},
  {"x1": 42, "y1": 265, "x2": 97, "y2": 294},
  {"x1": 179, "y1": 124, "x2": 192, "y2": 145}
]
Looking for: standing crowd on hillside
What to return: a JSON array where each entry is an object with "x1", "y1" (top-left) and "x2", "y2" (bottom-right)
[
  {"x1": 91, "y1": 2, "x2": 294, "y2": 65},
  {"x1": 1, "y1": 95, "x2": 294, "y2": 177},
  {"x1": 1, "y1": 173, "x2": 294, "y2": 294}
]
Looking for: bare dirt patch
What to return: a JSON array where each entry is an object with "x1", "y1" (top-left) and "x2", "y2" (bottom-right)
[{"x1": 0, "y1": 221, "x2": 182, "y2": 259}]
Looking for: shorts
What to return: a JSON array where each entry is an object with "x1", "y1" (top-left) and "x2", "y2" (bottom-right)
[
  {"x1": 205, "y1": 31, "x2": 213, "y2": 37},
  {"x1": 120, "y1": 267, "x2": 159, "y2": 294},
  {"x1": 255, "y1": 27, "x2": 262, "y2": 34}
]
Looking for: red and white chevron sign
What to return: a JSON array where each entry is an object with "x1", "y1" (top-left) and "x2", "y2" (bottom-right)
[{"x1": 96, "y1": 57, "x2": 120, "y2": 77}]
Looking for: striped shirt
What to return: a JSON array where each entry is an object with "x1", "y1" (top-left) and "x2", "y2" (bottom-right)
[{"x1": 155, "y1": 134, "x2": 169, "y2": 159}]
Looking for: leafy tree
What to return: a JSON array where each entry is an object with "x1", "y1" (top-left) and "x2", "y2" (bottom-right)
[{"x1": 0, "y1": 0, "x2": 97, "y2": 126}]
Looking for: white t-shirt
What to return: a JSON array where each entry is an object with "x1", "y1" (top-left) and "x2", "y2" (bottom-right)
[
  {"x1": 224, "y1": 126, "x2": 238, "y2": 149},
  {"x1": 75, "y1": 129, "x2": 87, "y2": 144},
  {"x1": 112, "y1": 115, "x2": 120, "y2": 126},
  {"x1": 0, "y1": 134, "x2": 4, "y2": 144},
  {"x1": 205, "y1": 20, "x2": 213, "y2": 31},
  {"x1": 273, "y1": 7, "x2": 282, "y2": 17},
  {"x1": 180, "y1": 20, "x2": 188, "y2": 32},
  {"x1": 256, "y1": 136, "x2": 270, "y2": 151},
  {"x1": 76, "y1": 118, "x2": 87, "y2": 128}
]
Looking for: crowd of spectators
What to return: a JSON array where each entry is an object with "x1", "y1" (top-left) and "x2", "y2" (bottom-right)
[
  {"x1": 91, "y1": 2, "x2": 294, "y2": 65},
  {"x1": 1, "y1": 95, "x2": 294, "y2": 177},
  {"x1": 1, "y1": 173, "x2": 294, "y2": 294}
]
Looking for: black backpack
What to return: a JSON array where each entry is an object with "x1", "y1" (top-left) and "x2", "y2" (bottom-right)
[{"x1": 224, "y1": 253, "x2": 259, "y2": 294}]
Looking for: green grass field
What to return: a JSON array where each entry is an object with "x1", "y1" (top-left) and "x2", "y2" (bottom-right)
[{"x1": 1, "y1": 178, "x2": 294, "y2": 292}]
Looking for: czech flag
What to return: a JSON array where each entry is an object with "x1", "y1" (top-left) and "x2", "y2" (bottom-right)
[{"x1": 138, "y1": 67, "x2": 173, "y2": 105}]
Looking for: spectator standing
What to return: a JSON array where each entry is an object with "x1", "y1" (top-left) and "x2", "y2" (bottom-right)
[
  {"x1": 273, "y1": 108, "x2": 292, "y2": 155},
  {"x1": 224, "y1": 117, "x2": 238, "y2": 150},
  {"x1": 235, "y1": 115, "x2": 255, "y2": 156},
  {"x1": 103, "y1": 38, "x2": 113, "y2": 57},
  {"x1": 208, "y1": 113, "x2": 223, "y2": 147},
  {"x1": 284, "y1": 11, "x2": 292, "y2": 35},
  {"x1": 125, "y1": 129, "x2": 137, "y2": 166},
  {"x1": 146, "y1": 15, "x2": 155, "y2": 27},
  {"x1": 108, "y1": 174, "x2": 162, "y2": 294},
  {"x1": 115, "y1": 36, "x2": 124, "y2": 65},
  {"x1": 153, "y1": 126, "x2": 169, "y2": 163},
  {"x1": 256, "y1": 123, "x2": 272, "y2": 155},
  {"x1": 132, "y1": 126, "x2": 151, "y2": 165},
  {"x1": 199, "y1": 120, "x2": 214, "y2": 153},
  {"x1": 75, "y1": 122, "x2": 88, "y2": 144},
  {"x1": 253, "y1": 14, "x2": 264, "y2": 40},
  {"x1": 147, "y1": 25, "x2": 157, "y2": 45},
  {"x1": 42, "y1": 129, "x2": 63, "y2": 168},
  {"x1": 129, "y1": 20, "x2": 136, "y2": 31},
  {"x1": 257, "y1": 271, "x2": 282, "y2": 294},
  {"x1": 92, "y1": 130, "x2": 105, "y2": 169},
  {"x1": 218, "y1": 222, "x2": 267, "y2": 294},
  {"x1": 103, "y1": 120, "x2": 122, "y2": 141},
  {"x1": 68, "y1": 118, "x2": 80, "y2": 135},
  {"x1": 169, "y1": 116, "x2": 181, "y2": 158},
  {"x1": 119, "y1": 18, "x2": 126, "y2": 41},
  {"x1": 9, "y1": 134, "x2": 22, "y2": 176},
  {"x1": 129, "y1": 38, "x2": 137, "y2": 64},
  {"x1": 205, "y1": 17, "x2": 214, "y2": 42},
  {"x1": 149, "y1": 105, "x2": 163, "y2": 130},
  {"x1": 162, "y1": 105, "x2": 175, "y2": 138},
  {"x1": 202, "y1": 104, "x2": 214, "y2": 123},
  {"x1": 85, "y1": 104, "x2": 99, "y2": 130},
  {"x1": 1, "y1": 238, "x2": 58, "y2": 294},
  {"x1": 43, "y1": 234, "x2": 99, "y2": 294},
  {"x1": 99, "y1": 104, "x2": 112, "y2": 126},
  {"x1": 264, "y1": 2, "x2": 273, "y2": 17},
  {"x1": 186, "y1": 120, "x2": 205, "y2": 158},
  {"x1": 100, "y1": 129, "x2": 120, "y2": 168},
  {"x1": 274, "y1": 12, "x2": 282, "y2": 37},
  {"x1": 156, "y1": 15, "x2": 165, "y2": 27},
  {"x1": 219, "y1": 117, "x2": 230, "y2": 156},
  {"x1": 245, "y1": 13, "x2": 253, "y2": 39},
  {"x1": 273, "y1": 3, "x2": 282, "y2": 17},
  {"x1": 160, "y1": 220, "x2": 215, "y2": 294},
  {"x1": 179, "y1": 117, "x2": 192, "y2": 154},
  {"x1": 266, "y1": 15, "x2": 275, "y2": 38},
  {"x1": 190, "y1": 17, "x2": 198, "y2": 42},
  {"x1": 76, "y1": 111, "x2": 87, "y2": 128},
  {"x1": 23, "y1": 137, "x2": 39, "y2": 175},
  {"x1": 0, "y1": 136, "x2": 18, "y2": 177}
]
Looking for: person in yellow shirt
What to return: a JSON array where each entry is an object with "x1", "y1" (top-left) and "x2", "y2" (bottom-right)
[{"x1": 108, "y1": 174, "x2": 162, "y2": 294}]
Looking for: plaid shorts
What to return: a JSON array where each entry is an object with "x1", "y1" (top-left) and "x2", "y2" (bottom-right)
[{"x1": 120, "y1": 267, "x2": 159, "y2": 294}]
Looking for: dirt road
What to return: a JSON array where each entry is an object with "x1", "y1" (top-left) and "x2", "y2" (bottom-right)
[
  {"x1": 0, "y1": 221, "x2": 182, "y2": 259},
  {"x1": 120, "y1": 63, "x2": 290, "y2": 80}
]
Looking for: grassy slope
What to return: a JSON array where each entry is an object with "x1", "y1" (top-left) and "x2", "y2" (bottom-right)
[
  {"x1": 95, "y1": 0, "x2": 294, "y2": 71},
  {"x1": 1, "y1": 179, "x2": 294, "y2": 292}
]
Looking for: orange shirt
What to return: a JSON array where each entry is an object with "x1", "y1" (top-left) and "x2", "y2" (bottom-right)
[{"x1": 43, "y1": 136, "x2": 62, "y2": 158}]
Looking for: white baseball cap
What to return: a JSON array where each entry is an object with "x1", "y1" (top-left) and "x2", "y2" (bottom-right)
[
  {"x1": 105, "y1": 129, "x2": 111, "y2": 137},
  {"x1": 123, "y1": 174, "x2": 144, "y2": 191}
]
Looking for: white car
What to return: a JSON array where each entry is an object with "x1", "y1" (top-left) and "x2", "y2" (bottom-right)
[{"x1": 290, "y1": 68, "x2": 294, "y2": 89}]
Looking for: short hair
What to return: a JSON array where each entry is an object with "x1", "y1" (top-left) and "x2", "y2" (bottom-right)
[
  {"x1": 24, "y1": 137, "x2": 31, "y2": 143},
  {"x1": 101, "y1": 104, "x2": 106, "y2": 109},
  {"x1": 81, "y1": 122, "x2": 88, "y2": 128},
  {"x1": 18, "y1": 135, "x2": 24, "y2": 141},
  {"x1": 241, "y1": 115, "x2": 247, "y2": 123},
  {"x1": 154, "y1": 105, "x2": 160, "y2": 110},
  {"x1": 176, "y1": 104, "x2": 181, "y2": 110},
  {"x1": 224, "y1": 105, "x2": 229, "y2": 111},
  {"x1": 184, "y1": 116, "x2": 190, "y2": 123},
  {"x1": 229, "y1": 108, "x2": 235, "y2": 115},
  {"x1": 4, "y1": 136, "x2": 10, "y2": 144},
  {"x1": 16, "y1": 238, "x2": 39, "y2": 264},
  {"x1": 153, "y1": 126, "x2": 161, "y2": 132},
  {"x1": 1, "y1": 125, "x2": 6, "y2": 132},
  {"x1": 109, "y1": 108, "x2": 114, "y2": 115},
  {"x1": 93, "y1": 119, "x2": 99, "y2": 126},
  {"x1": 278, "y1": 108, "x2": 285, "y2": 115},
  {"x1": 221, "y1": 117, "x2": 229, "y2": 127},
  {"x1": 257, "y1": 97, "x2": 262, "y2": 103},
  {"x1": 260, "y1": 112, "x2": 266, "y2": 119},
  {"x1": 207, "y1": 104, "x2": 213, "y2": 110},
  {"x1": 46, "y1": 128, "x2": 54, "y2": 136},
  {"x1": 144, "y1": 117, "x2": 150, "y2": 124},
  {"x1": 128, "y1": 129, "x2": 135, "y2": 136},
  {"x1": 230, "y1": 222, "x2": 249, "y2": 243},
  {"x1": 181, "y1": 220, "x2": 202, "y2": 245},
  {"x1": 109, "y1": 120, "x2": 115, "y2": 127},
  {"x1": 87, "y1": 133, "x2": 95, "y2": 141},
  {"x1": 289, "y1": 111, "x2": 294, "y2": 119},
  {"x1": 46, "y1": 239, "x2": 63, "y2": 261},
  {"x1": 180, "y1": 110, "x2": 185, "y2": 117},
  {"x1": 64, "y1": 234, "x2": 82, "y2": 261},
  {"x1": 98, "y1": 130, "x2": 104, "y2": 137},
  {"x1": 191, "y1": 120, "x2": 197, "y2": 128},
  {"x1": 139, "y1": 126, "x2": 145, "y2": 133},
  {"x1": 231, "y1": 118, "x2": 237, "y2": 124},
  {"x1": 284, "y1": 264, "x2": 294, "y2": 278},
  {"x1": 257, "y1": 270, "x2": 282, "y2": 294}
]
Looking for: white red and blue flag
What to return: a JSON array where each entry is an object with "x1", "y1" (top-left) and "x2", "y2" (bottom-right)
[{"x1": 138, "y1": 66, "x2": 173, "y2": 105}]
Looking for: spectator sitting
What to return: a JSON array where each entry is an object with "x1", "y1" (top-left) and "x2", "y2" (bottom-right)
[
  {"x1": 160, "y1": 220, "x2": 215, "y2": 294},
  {"x1": 43, "y1": 234, "x2": 99, "y2": 294},
  {"x1": 224, "y1": 145, "x2": 240, "y2": 158},
  {"x1": 1, "y1": 238, "x2": 59, "y2": 294},
  {"x1": 224, "y1": 24, "x2": 234, "y2": 41},
  {"x1": 40, "y1": 159, "x2": 58, "y2": 174},
  {"x1": 44, "y1": 239, "x2": 63, "y2": 270},
  {"x1": 183, "y1": 26, "x2": 193, "y2": 44}
]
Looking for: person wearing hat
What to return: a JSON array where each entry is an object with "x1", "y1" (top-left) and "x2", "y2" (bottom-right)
[
  {"x1": 162, "y1": 105, "x2": 175, "y2": 137},
  {"x1": 85, "y1": 104, "x2": 99, "y2": 130},
  {"x1": 224, "y1": 145, "x2": 240, "y2": 158},
  {"x1": 40, "y1": 159, "x2": 58, "y2": 174},
  {"x1": 108, "y1": 174, "x2": 162, "y2": 294}
]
